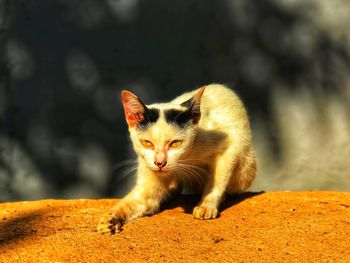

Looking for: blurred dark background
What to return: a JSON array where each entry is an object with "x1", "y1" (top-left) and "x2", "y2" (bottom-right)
[{"x1": 0, "y1": 0, "x2": 349, "y2": 201}]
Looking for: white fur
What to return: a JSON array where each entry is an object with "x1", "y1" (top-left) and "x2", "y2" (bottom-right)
[{"x1": 100, "y1": 84, "x2": 257, "y2": 232}]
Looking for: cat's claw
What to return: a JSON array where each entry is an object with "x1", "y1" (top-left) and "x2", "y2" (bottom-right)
[
  {"x1": 193, "y1": 205, "x2": 218, "y2": 220},
  {"x1": 97, "y1": 213, "x2": 124, "y2": 234}
]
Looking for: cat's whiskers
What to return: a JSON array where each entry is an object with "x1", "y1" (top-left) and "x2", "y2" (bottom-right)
[
  {"x1": 174, "y1": 163, "x2": 206, "y2": 188},
  {"x1": 167, "y1": 163, "x2": 194, "y2": 188},
  {"x1": 112, "y1": 159, "x2": 139, "y2": 183},
  {"x1": 183, "y1": 165, "x2": 207, "y2": 188},
  {"x1": 118, "y1": 167, "x2": 138, "y2": 181},
  {"x1": 113, "y1": 159, "x2": 138, "y2": 171},
  {"x1": 177, "y1": 162, "x2": 208, "y2": 174},
  {"x1": 178, "y1": 158, "x2": 204, "y2": 165},
  {"x1": 172, "y1": 167, "x2": 193, "y2": 189},
  {"x1": 176, "y1": 168, "x2": 198, "y2": 189}
]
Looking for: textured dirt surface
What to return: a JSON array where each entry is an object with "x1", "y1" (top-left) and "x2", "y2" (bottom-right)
[{"x1": 0, "y1": 192, "x2": 350, "y2": 262}]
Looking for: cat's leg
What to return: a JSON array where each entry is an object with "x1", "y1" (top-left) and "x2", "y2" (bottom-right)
[
  {"x1": 226, "y1": 147, "x2": 256, "y2": 193},
  {"x1": 193, "y1": 151, "x2": 237, "y2": 220},
  {"x1": 98, "y1": 173, "x2": 168, "y2": 234}
]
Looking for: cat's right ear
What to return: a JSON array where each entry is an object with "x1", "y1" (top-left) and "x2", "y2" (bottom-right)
[
  {"x1": 181, "y1": 86, "x2": 205, "y2": 124},
  {"x1": 121, "y1": 90, "x2": 147, "y2": 127}
]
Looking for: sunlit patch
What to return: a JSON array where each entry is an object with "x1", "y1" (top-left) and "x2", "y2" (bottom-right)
[
  {"x1": 107, "y1": 0, "x2": 139, "y2": 22},
  {"x1": 7, "y1": 39, "x2": 35, "y2": 80},
  {"x1": 65, "y1": 51, "x2": 99, "y2": 92}
]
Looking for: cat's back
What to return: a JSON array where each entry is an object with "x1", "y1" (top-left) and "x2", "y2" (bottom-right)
[{"x1": 172, "y1": 84, "x2": 249, "y2": 132}]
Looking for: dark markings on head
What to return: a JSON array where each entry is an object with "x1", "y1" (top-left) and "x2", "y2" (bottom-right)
[
  {"x1": 137, "y1": 108, "x2": 160, "y2": 129},
  {"x1": 180, "y1": 97, "x2": 201, "y2": 124},
  {"x1": 164, "y1": 109, "x2": 193, "y2": 128},
  {"x1": 180, "y1": 98, "x2": 193, "y2": 108}
]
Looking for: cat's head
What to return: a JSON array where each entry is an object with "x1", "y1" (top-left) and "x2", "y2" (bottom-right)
[{"x1": 121, "y1": 87, "x2": 205, "y2": 174}]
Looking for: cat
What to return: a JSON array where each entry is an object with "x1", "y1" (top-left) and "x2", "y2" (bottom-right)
[{"x1": 98, "y1": 84, "x2": 256, "y2": 234}]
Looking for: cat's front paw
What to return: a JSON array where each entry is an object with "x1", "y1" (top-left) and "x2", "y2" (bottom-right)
[
  {"x1": 97, "y1": 212, "x2": 124, "y2": 235},
  {"x1": 193, "y1": 204, "x2": 218, "y2": 220},
  {"x1": 97, "y1": 201, "x2": 135, "y2": 234}
]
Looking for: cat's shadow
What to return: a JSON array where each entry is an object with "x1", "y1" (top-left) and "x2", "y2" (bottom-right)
[{"x1": 160, "y1": 191, "x2": 265, "y2": 217}]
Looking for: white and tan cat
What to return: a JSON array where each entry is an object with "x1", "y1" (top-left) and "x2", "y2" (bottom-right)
[{"x1": 98, "y1": 84, "x2": 256, "y2": 234}]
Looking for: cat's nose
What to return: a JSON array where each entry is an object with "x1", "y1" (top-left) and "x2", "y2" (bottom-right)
[
  {"x1": 154, "y1": 161, "x2": 167, "y2": 168},
  {"x1": 154, "y1": 151, "x2": 167, "y2": 168}
]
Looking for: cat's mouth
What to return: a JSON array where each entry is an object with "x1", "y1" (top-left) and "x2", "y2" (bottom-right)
[{"x1": 152, "y1": 167, "x2": 171, "y2": 174}]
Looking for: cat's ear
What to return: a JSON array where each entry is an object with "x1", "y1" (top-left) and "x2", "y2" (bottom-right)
[
  {"x1": 181, "y1": 86, "x2": 205, "y2": 124},
  {"x1": 121, "y1": 90, "x2": 147, "y2": 127}
]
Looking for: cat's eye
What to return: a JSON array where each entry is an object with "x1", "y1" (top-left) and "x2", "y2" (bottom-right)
[
  {"x1": 169, "y1": 140, "x2": 183, "y2": 148},
  {"x1": 140, "y1": 139, "x2": 154, "y2": 149}
]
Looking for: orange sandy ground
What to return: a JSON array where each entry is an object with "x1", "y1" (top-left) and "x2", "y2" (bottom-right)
[{"x1": 0, "y1": 192, "x2": 350, "y2": 262}]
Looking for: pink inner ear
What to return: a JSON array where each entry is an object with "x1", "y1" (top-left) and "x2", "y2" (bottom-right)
[
  {"x1": 126, "y1": 112, "x2": 145, "y2": 127},
  {"x1": 193, "y1": 87, "x2": 205, "y2": 104},
  {"x1": 121, "y1": 90, "x2": 146, "y2": 127}
]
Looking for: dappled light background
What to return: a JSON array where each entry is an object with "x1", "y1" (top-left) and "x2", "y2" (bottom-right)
[{"x1": 0, "y1": 0, "x2": 349, "y2": 201}]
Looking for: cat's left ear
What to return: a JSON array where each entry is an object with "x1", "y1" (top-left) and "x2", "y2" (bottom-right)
[
  {"x1": 121, "y1": 90, "x2": 147, "y2": 127},
  {"x1": 181, "y1": 86, "x2": 206, "y2": 124}
]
